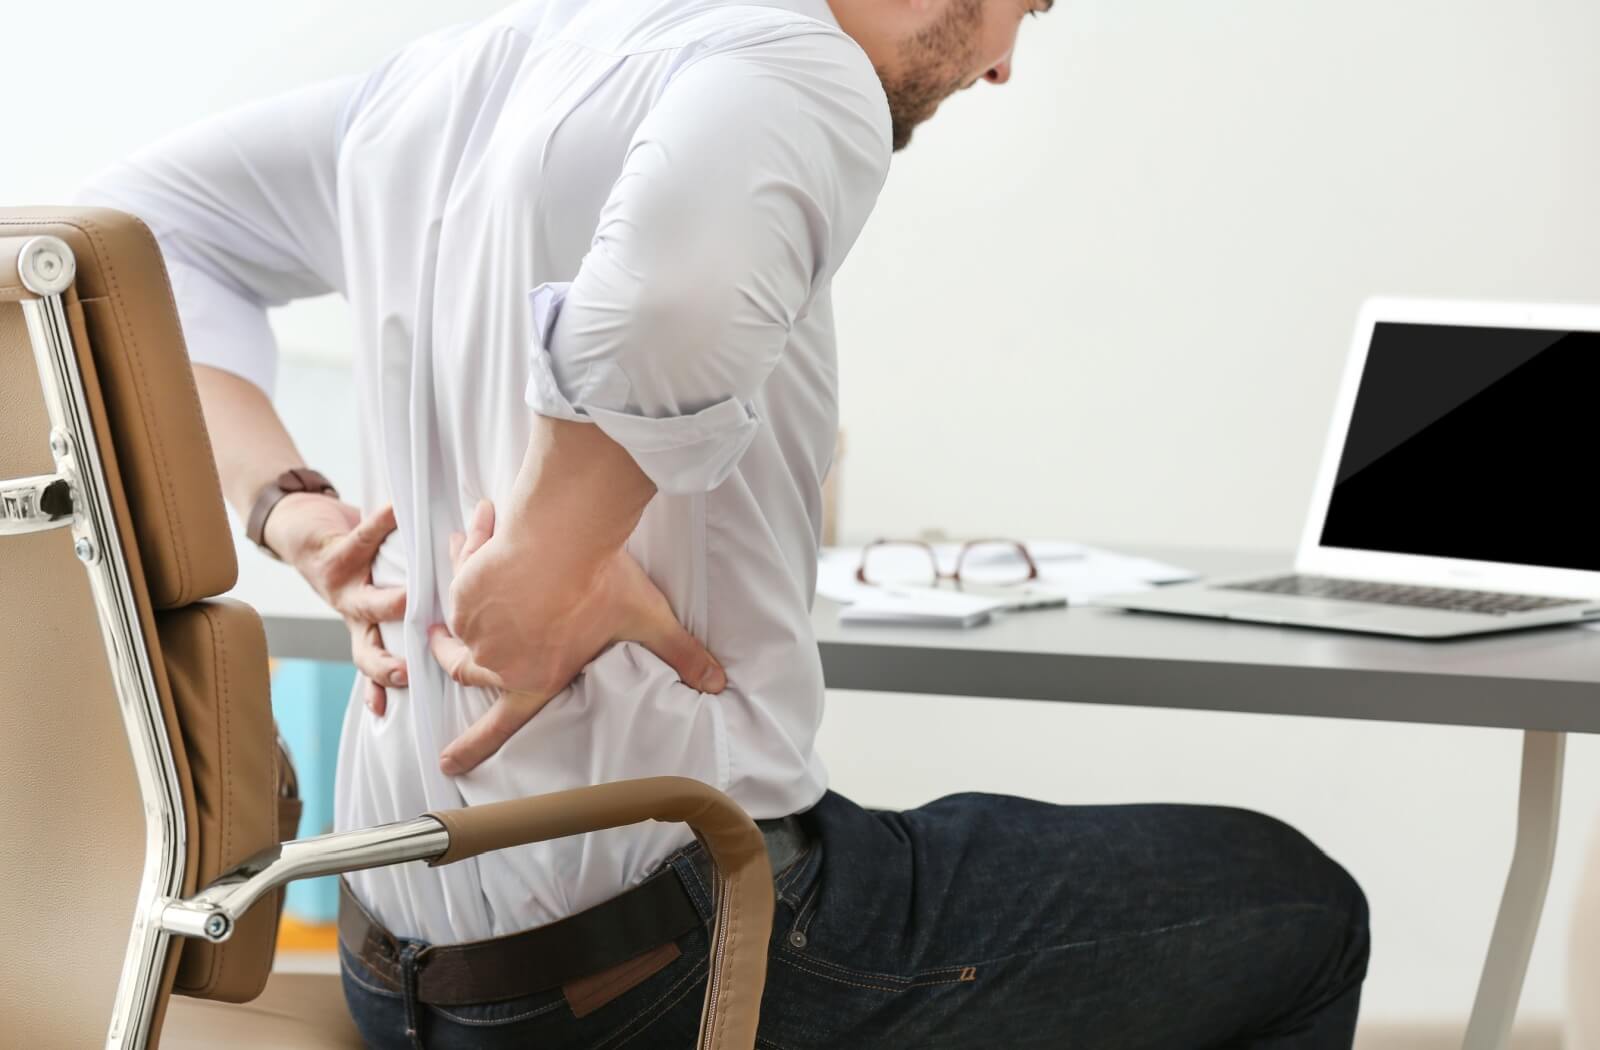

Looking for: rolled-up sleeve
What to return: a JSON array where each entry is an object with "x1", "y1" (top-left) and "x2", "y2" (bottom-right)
[
  {"x1": 77, "y1": 76, "x2": 360, "y2": 397},
  {"x1": 524, "y1": 32, "x2": 891, "y2": 494}
]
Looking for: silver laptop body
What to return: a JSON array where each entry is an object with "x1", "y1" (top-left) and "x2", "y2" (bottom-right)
[{"x1": 1099, "y1": 298, "x2": 1600, "y2": 639}]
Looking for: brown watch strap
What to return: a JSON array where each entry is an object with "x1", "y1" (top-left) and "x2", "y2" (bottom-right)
[{"x1": 246, "y1": 468, "x2": 338, "y2": 558}]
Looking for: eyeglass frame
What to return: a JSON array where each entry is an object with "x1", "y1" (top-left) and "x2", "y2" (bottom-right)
[{"x1": 854, "y1": 538, "x2": 1041, "y2": 588}]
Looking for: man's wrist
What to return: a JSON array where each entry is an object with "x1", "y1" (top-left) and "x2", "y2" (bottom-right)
[
  {"x1": 260, "y1": 491, "x2": 345, "y2": 564},
  {"x1": 504, "y1": 416, "x2": 654, "y2": 554},
  {"x1": 497, "y1": 509, "x2": 626, "y2": 604},
  {"x1": 247, "y1": 467, "x2": 339, "y2": 559}
]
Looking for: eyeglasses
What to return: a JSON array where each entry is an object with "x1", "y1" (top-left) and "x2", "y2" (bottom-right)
[{"x1": 855, "y1": 538, "x2": 1041, "y2": 589}]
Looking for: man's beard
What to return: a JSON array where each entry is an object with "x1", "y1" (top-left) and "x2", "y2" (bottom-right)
[{"x1": 876, "y1": 0, "x2": 986, "y2": 151}]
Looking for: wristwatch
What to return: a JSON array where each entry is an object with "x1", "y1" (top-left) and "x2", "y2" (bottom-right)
[{"x1": 246, "y1": 467, "x2": 339, "y2": 559}]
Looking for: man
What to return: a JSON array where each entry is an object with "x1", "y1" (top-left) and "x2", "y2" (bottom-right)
[{"x1": 83, "y1": 0, "x2": 1369, "y2": 1046}]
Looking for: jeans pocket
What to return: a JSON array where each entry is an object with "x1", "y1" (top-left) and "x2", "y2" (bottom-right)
[
  {"x1": 774, "y1": 844, "x2": 978, "y2": 996},
  {"x1": 340, "y1": 943, "x2": 402, "y2": 1002},
  {"x1": 774, "y1": 841, "x2": 825, "y2": 951},
  {"x1": 434, "y1": 927, "x2": 712, "y2": 1050},
  {"x1": 428, "y1": 991, "x2": 572, "y2": 1028},
  {"x1": 343, "y1": 933, "x2": 713, "y2": 1050},
  {"x1": 773, "y1": 838, "x2": 821, "y2": 910},
  {"x1": 575, "y1": 932, "x2": 713, "y2": 1050}
]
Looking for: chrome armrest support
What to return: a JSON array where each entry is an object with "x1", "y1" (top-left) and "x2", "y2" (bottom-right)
[
  {"x1": 159, "y1": 816, "x2": 449, "y2": 943},
  {"x1": 0, "y1": 473, "x2": 75, "y2": 536}
]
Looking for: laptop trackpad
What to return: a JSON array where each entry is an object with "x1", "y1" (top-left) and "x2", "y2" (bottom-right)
[{"x1": 1228, "y1": 600, "x2": 1369, "y2": 623}]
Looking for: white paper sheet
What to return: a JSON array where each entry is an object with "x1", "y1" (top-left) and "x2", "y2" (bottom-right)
[
  {"x1": 817, "y1": 541, "x2": 1196, "y2": 612},
  {"x1": 837, "y1": 586, "x2": 1010, "y2": 628}
]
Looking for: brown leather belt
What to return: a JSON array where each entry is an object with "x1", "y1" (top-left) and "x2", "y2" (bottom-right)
[{"x1": 339, "y1": 817, "x2": 806, "y2": 1009}]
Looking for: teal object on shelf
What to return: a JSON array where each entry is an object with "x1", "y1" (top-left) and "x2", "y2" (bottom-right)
[{"x1": 270, "y1": 659, "x2": 354, "y2": 924}]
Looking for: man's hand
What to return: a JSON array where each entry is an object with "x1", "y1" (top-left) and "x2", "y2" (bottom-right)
[
  {"x1": 428, "y1": 500, "x2": 726, "y2": 776},
  {"x1": 187, "y1": 366, "x2": 407, "y2": 714},
  {"x1": 264, "y1": 495, "x2": 408, "y2": 714}
]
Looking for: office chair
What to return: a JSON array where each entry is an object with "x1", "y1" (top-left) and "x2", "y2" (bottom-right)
[{"x1": 0, "y1": 208, "x2": 773, "y2": 1050}]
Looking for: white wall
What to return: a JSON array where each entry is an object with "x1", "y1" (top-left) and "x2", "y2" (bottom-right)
[
  {"x1": 8, "y1": 0, "x2": 1600, "y2": 1028},
  {"x1": 836, "y1": 0, "x2": 1600, "y2": 549}
]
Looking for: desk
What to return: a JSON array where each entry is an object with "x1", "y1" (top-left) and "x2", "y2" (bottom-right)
[{"x1": 234, "y1": 545, "x2": 1600, "y2": 1050}]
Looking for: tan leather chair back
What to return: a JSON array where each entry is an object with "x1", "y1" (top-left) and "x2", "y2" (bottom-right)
[{"x1": 1, "y1": 209, "x2": 284, "y2": 1049}]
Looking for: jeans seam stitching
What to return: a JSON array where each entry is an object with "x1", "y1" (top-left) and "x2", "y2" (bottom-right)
[
  {"x1": 756, "y1": 1037, "x2": 799, "y2": 1050},
  {"x1": 792, "y1": 883, "x2": 821, "y2": 936},
  {"x1": 606, "y1": 962, "x2": 709, "y2": 1050},
  {"x1": 775, "y1": 953, "x2": 908, "y2": 994},
  {"x1": 772, "y1": 843, "x2": 815, "y2": 903},
  {"x1": 906, "y1": 973, "x2": 976, "y2": 988},
  {"x1": 777, "y1": 951, "x2": 976, "y2": 993},
  {"x1": 343, "y1": 962, "x2": 404, "y2": 1000},
  {"x1": 592, "y1": 952, "x2": 709, "y2": 1050},
  {"x1": 429, "y1": 997, "x2": 567, "y2": 1026},
  {"x1": 682, "y1": 855, "x2": 714, "y2": 917},
  {"x1": 779, "y1": 945, "x2": 974, "y2": 985},
  {"x1": 957, "y1": 902, "x2": 1339, "y2": 971},
  {"x1": 777, "y1": 905, "x2": 1342, "y2": 996},
  {"x1": 837, "y1": 901, "x2": 1340, "y2": 987}
]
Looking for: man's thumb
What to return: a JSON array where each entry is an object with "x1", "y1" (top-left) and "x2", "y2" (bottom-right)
[
  {"x1": 613, "y1": 551, "x2": 727, "y2": 692},
  {"x1": 648, "y1": 621, "x2": 727, "y2": 694}
]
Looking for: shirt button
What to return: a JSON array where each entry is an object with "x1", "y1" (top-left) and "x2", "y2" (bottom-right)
[{"x1": 788, "y1": 930, "x2": 808, "y2": 949}]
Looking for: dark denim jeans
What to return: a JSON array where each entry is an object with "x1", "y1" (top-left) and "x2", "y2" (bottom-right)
[{"x1": 343, "y1": 791, "x2": 1369, "y2": 1049}]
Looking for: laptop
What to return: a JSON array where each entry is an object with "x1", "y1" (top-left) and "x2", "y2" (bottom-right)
[{"x1": 1098, "y1": 298, "x2": 1600, "y2": 638}]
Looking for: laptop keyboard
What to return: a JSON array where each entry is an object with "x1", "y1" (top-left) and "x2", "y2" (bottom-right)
[{"x1": 1219, "y1": 574, "x2": 1584, "y2": 616}]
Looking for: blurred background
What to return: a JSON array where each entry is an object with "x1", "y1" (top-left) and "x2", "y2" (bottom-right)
[{"x1": 6, "y1": 0, "x2": 1600, "y2": 1042}]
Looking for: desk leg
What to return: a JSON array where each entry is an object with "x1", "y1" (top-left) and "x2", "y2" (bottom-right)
[{"x1": 1461, "y1": 729, "x2": 1566, "y2": 1050}]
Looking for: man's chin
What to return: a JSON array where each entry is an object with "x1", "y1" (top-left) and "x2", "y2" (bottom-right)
[{"x1": 891, "y1": 104, "x2": 941, "y2": 152}]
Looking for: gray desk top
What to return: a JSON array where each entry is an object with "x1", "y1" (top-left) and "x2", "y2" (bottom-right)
[{"x1": 237, "y1": 545, "x2": 1600, "y2": 735}]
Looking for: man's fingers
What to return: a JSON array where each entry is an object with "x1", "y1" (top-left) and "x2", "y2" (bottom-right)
[
  {"x1": 449, "y1": 531, "x2": 466, "y2": 572},
  {"x1": 427, "y1": 625, "x2": 505, "y2": 690},
  {"x1": 342, "y1": 583, "x2": 407, "y2": 623},
  {"x1": 355, "y1": 623, "x2": 395, "y2": 717},
  {"x1": 347, "y1": 504, "x2": 399, "y2": 555},
  {"x1": 640, "y1": 616, "x2": 727, "y2": 694},
  {"x1": 351, "y1": 622, "x2": 408, "y2": 690},
  {"x1": 460, "y1": 499, "x2": 495, "y2": 562},
  {"x1": 364, "y1": 676, "x2": 387, "y2": 717},
  {"x1": 327, "y1": 505, "x2": 398, "y2": 587},
  {"x1": 439, "y1": 691, "x2": 549, "y2": 777}
]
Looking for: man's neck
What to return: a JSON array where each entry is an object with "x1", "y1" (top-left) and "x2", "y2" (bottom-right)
[{"x1": 825, "y1": 0, "x2": 895, "y2": 72}]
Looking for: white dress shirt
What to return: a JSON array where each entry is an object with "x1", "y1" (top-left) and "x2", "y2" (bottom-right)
[{"x1": 81, "y1": 0, "x2": 890, "y2": 944}]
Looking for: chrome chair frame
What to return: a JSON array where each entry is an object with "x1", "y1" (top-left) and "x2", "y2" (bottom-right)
[
  {"x1": 9, "y1": 234, "x2": 196, "y2": 1050},
  {"x1": 8, "y1": 236, "x2": 453, "y2": 1049}
]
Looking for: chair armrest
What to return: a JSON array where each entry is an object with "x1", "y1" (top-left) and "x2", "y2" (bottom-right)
[
  {"x1": 427, "y1": 778, "x2": 773, "y2": 1050},
  {"x1": 161, "y1": 776, "x2": 772, "y2": 1050}
]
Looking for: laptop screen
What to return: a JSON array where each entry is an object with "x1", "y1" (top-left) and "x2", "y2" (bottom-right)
[{"x1": 1320, "y1": 321, "x2": 1600, "y2": 572}]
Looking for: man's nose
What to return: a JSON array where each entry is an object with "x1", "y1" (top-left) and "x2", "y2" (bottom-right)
[{"x1": 984, "y1": 58, "x2": 1012, "y2": 85}]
